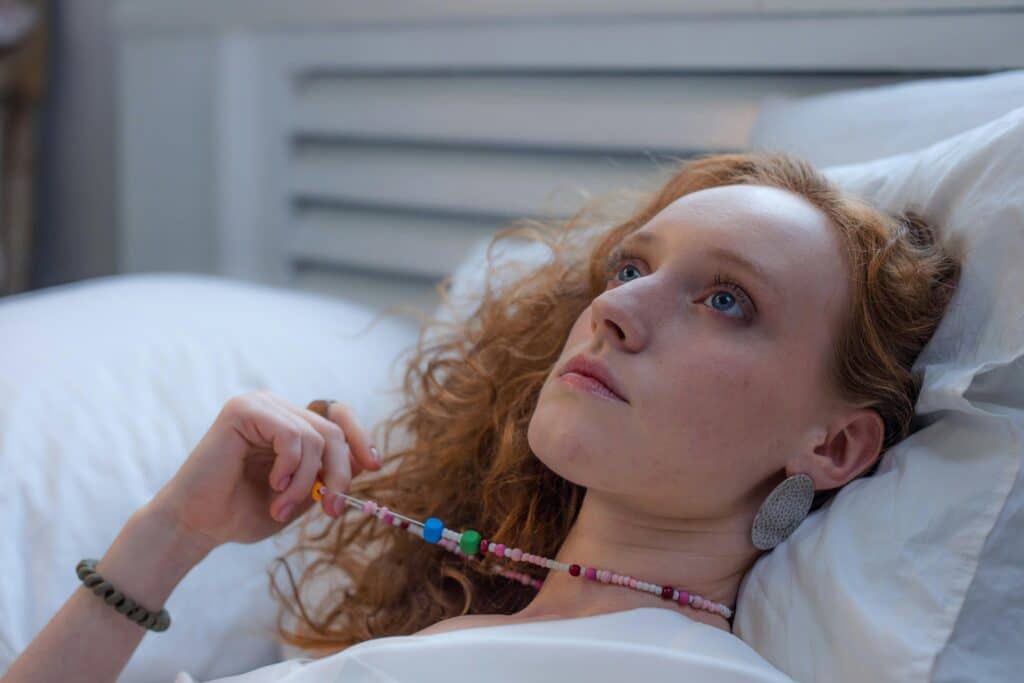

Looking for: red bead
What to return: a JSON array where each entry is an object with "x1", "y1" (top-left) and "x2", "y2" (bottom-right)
[
  {"x1": 661, "y1": 586, "x2": 674, "y2": 600},
  {"x1": 480, "y1": 538, "x2": 489, "y2": 552},
  {"x1": 400, "y1": 520, "x2": 410, "y2": 529},
  {"x1": 569, "y1": 564, "x2": 581, "y2": 577}
]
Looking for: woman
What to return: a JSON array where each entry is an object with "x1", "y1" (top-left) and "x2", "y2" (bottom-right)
[{"x1": 3, "y1": 152, "x2": 961, "y2": 682}]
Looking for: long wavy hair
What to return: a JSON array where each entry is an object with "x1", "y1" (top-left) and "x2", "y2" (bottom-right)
[{"x1": 267, "y1": 151, "x2": 962, "y2": 654}]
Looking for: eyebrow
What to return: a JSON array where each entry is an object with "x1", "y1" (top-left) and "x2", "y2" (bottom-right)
[{"x1": 618, "y1": 231, "x2": 781, "y2": 301}]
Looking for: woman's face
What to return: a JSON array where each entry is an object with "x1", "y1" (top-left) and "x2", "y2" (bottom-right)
[{"x1": 528, "y1": 184, "x2": 851, "y2": 519}]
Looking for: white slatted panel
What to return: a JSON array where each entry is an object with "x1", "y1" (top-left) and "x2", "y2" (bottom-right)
[
  {"x1": 238, "y1": 13, "x2": 1022, "y2": 316},
  {"x1": 290, "y1": 74, "x2": 903, "y2": 153}
]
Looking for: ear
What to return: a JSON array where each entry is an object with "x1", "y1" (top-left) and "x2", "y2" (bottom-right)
[{"x1": 805, "y1": 408, "x2": 885, "y2": 490}]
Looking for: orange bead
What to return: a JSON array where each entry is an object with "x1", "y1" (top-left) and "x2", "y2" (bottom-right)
[{"x1": 311, "y1": 480, "x2": 326, "y2": 502}]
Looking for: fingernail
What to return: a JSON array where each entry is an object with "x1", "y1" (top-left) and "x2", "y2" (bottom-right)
[
  {"x1": 277, "y1": 475, "x2": 292, "y2": 491},
  {"x1": 332, "y1": 495, "x2": 345, "y2": 516},
  {"x1": 278, "y1": 502, "x2": 296, "y2": 521},
  {"x1": 371, "y1": 446, "x2": 381, "y2": 463}
]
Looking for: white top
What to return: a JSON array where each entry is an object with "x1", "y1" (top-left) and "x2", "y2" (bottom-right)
[{"x1": 172, "y1": 607, "x2": 796, "y2": 682}]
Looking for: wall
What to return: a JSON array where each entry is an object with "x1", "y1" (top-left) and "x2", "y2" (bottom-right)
[{"x1": 33, "y1": 0, "x2": 116, "y2": 290}]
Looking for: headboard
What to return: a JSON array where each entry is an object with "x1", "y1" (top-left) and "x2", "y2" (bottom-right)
[{"x1": 113, "y1": 1, "x2": 1024, "y2": 318}]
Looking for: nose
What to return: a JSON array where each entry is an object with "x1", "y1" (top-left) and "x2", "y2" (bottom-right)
[{"x1": 589, "y1": 288, "x2": 648, "y2": 352}]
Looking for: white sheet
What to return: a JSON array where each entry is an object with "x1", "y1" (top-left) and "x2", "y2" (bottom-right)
[{"x1": 172, "y1": 607, "x2": 796, "y2": 683}]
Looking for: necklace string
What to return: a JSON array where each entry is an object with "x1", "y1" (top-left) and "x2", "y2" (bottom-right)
[{"x1": 311, "y1": 480, "x2": 734, "y2": 621}]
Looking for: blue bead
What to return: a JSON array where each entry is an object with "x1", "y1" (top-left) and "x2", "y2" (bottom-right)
[{"x1": 423, "y1": 517, "x2": 444, "y2": 544}]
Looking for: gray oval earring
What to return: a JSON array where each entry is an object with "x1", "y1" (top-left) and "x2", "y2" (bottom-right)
[{"x1": 750, "y1": 472, "x2": 815, "y2": 550}]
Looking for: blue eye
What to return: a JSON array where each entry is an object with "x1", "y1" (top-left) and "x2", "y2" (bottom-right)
[
  {"x1": 704, "y1": 288, "x2": 744, "y2": 320},
  {"x1": 616, "y1": 263, "x2": 642, "y2": 282}
]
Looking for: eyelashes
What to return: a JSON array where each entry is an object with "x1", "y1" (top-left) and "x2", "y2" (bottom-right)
[{"x1": 605, "y1": 249, "x2": 756, "y2": 319}]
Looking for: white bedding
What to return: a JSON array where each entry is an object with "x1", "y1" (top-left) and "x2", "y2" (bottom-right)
[{"x1": 172, "y1": 607, "x2": 796, "y2": 683}]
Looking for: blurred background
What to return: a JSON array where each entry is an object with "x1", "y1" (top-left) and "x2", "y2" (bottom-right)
[{"x1": 3, "y1": 0, "x2": 1023, "y2": 319}]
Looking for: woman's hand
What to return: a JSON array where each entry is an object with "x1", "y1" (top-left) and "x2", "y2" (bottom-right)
[{"x1": 149, "y1": 391, "x2": 382, "y2": 552}]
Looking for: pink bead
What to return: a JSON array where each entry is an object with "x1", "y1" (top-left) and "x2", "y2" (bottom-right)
[
  {"x1": 494, "y1": 543, "x2": 505, "y2": 557},
  {"x1": 677, "y1": 590, "x2": 689, "y2": 606},
  {"x1": 628, "y1": 578, "x2": 638, "y2": 588},
  {"x1": 361, "y1": 501, "x2": 374, "y2": 514},
  {"x1": 601, "y1": 570, "x2": 613, "y2": 583},
  {"x1": 510, "y1": 548, "x2": 523, "y2": 561},
  {"x1": 584, "y1": 567, "x2": 597, "y2": 580}
]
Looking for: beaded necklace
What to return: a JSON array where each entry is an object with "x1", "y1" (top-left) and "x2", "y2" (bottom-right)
[{"x1": 311, "y1": 480, "x2": 734, "y2": 621}]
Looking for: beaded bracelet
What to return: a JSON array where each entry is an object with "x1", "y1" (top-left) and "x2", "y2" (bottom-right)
[{"x1": 76, "y1": 558, "x2": 171, "y2": 632}]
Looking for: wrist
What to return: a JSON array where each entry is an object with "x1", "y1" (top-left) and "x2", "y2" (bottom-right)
[
  {"x1": 140, "y1": 496, "x2": 221, "y2": 563},
  {"x1": 93, "y1": 503, "x2": 214, "y2": 613}
]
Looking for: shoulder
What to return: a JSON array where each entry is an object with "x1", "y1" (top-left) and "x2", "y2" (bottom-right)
[{"x1": 413, "y1": 614, "x2": 514, "y2": 637}]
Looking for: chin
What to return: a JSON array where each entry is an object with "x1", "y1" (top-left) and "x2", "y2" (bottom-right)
[{"x1": 528, "y1": 400, "x2": 605, "y2": 485}]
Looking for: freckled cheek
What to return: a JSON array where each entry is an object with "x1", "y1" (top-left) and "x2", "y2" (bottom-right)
[{"x1": 644, "y1": 365, "x2": 773, "y2": 467}]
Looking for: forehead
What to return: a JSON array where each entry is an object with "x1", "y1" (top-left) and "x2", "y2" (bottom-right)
[
  {"x1": 649, "y1": 184, "x2": 835, "y2": 255},
  {"x1": 639, "y1": 183, "x2": 849, "y2": 318}
]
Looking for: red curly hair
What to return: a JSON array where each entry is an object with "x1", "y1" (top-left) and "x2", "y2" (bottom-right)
[{"x1": 267, "y1": 151, "x2": 961, "y2": 654}]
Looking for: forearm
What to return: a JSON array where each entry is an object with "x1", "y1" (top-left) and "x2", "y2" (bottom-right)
[{"x1": 2, "y1": 501, "x2": 214, "y2": 683}]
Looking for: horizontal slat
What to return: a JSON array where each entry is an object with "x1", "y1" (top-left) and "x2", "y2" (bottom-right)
[
  {"x1": 289, "y1": 142, "x2": 678, "y2": 218},
  {"x1": 291, "y1": 73, "x2": 908, "y2": 152},
  {"x1": 288, "y1": 262, "x2": 444, "y2": 321},
  {"x1": 289, "y1": 204, "x2": 505, "y2": 279},
  {"x1": 765, "y1": 1, "x2": 1024, "y2": 10},
  {"x1": 114, "y1": 2, "x2": 1024, "y2": 32},
  {"x1": 263, "y1": 13, "x2": 1024, "y2": 72}
]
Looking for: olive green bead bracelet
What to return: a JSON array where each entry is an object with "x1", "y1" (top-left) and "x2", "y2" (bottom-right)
[{"x1": 76, "y1": 558, "x2": 172, "y2": 632}]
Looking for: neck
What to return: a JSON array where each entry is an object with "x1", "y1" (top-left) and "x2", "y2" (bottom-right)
[{"x1": 513, "y1": 488, "x2": 760, "y2": 634}]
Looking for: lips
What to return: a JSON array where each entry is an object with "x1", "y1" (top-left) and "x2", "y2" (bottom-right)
[{"x1": 558, "y1": 353, "x2": 628, "y2": 403}]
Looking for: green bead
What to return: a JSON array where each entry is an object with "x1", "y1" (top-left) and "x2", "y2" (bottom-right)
[{"x1": 460, "y1": 529, "x2": 482, "y2": 555}]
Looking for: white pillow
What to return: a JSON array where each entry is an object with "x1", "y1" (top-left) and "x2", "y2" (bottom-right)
[
  {"x1": 733, "y1": 107, "x2": 1024, "y2": 683},
  {"x1": 0, "y1": 273, "x2": 421, "y2": 682},
  {"x1": 748, "y1": 69, "x2": 1024, "y2": 167}
]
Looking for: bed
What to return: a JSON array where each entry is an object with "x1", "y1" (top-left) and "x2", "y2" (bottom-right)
[{"x1": 3, "y1": 67, "x2": 1024, "y2": 683}]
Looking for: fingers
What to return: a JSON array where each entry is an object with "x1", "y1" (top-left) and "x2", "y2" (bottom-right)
[
  {"x1": 225, "y1": 393, "x2": 321, "y2": 523},
  {"x1": 239, "y1": 391, "x2": 381, "y2": 523},
  {"x1": 319, "y1": 440, "x2": 352, "y2": 516},
  {"x1": 315, "y1": 400, "x2": 381, "y2": 475},
  {"x1": 272, "y1": 427, "x2": 323, "y2": 522},
  {"x1": 266, "y1": 394, "x2": 380, "y2": 518},
  {"x1": 228, "y1": 394, "x2": 306, "y2": 496},
  {"x1": 251, "y1": 399, "x2": 324, "y2": 522}
]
